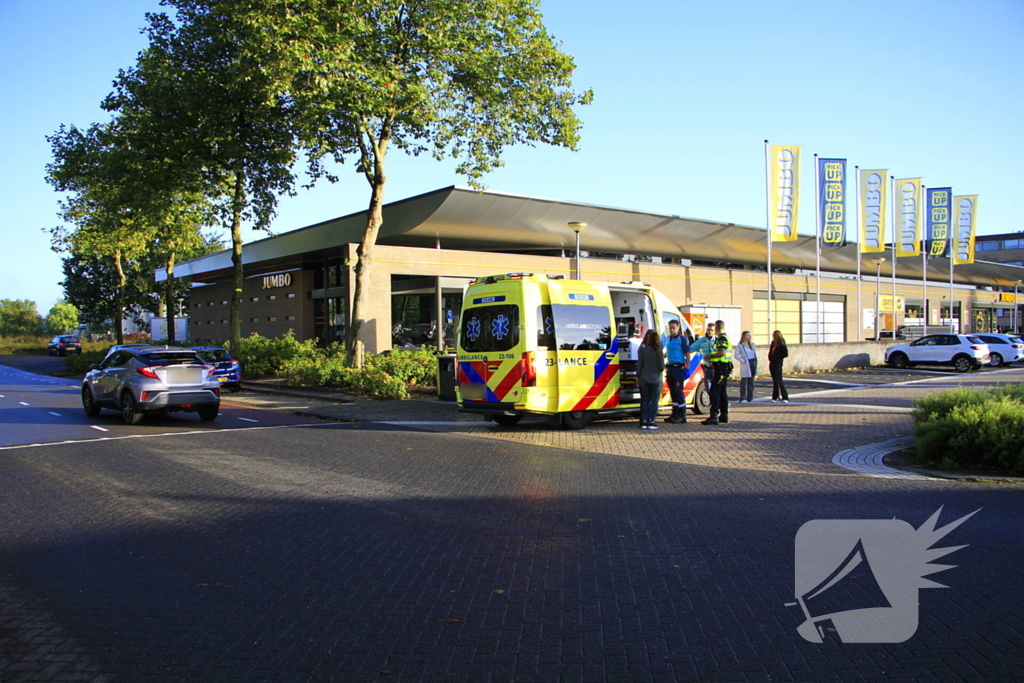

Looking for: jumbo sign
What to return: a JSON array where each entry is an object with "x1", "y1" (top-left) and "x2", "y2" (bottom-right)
[{"x1": 262, "y1": 273, "x2": 293, "y2": 289}]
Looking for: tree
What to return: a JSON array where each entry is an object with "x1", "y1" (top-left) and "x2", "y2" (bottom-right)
[
  {"x1": 47, "y1": 122, "x2": 152, "y2": 344},
  {"x1": 0, "y1": 300, "x2": 43, "y2": 337},
  {"x1": 234, "y1": 0, "x2": 592, "y2": 367},
  {"x1": 104, "y1": 2, "x2": 298, "y2": 352},
  {"x1": 45, "y1": 301, "x2": 80, "y2": 335}
]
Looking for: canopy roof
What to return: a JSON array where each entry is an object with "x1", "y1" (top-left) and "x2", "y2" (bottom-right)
[{"x1": 164, "y1": 186, "x2": 1024, "y2": 288}]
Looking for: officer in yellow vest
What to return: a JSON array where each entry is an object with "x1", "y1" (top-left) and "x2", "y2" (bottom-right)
[{"x1": 702, "y1": 319, "x2": 734, "y2": 425}]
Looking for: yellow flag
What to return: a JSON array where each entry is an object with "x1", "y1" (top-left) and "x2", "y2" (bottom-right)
[
  {"x1": 952, "y1": 195, "x2": 978, "y2": 265},
  {"x1": 769, "y1": 145, "x2": 801, "y2": 241},
  {"x1": 894, "y1": 178, "x2": 922, "y2": 257},
  {"x1": 858, "y1": 170, "x2": 887, "y2": 253}
]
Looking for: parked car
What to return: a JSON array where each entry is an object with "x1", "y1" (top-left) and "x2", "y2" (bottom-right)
[
  {"x1": 192, "y1": 346, "x2": 242, "y2": 392},
  {"x1": 884, "y1": 334, "x2": 990, "y2": 373},
  {"x1": 973, "y1": 334, "x2": 1024, "y2": 367},
  {"x1": 47, "y1": 335, "x2": 82, "y2": 356},
  {"x1": 82, "y1": 346, "x2": 220, "y2": 425}
]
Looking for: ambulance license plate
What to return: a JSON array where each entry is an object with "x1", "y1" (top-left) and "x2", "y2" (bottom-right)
[{"x1": 460, "y1": 383, "x2": 486, "y2": 400}]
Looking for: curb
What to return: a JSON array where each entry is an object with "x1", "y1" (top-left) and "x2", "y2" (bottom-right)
[{"x1": 831, "y1": 435, "x2": 929, "y2": 480}]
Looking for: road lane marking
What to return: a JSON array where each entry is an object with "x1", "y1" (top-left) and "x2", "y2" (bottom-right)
[
  {"x1": 19, "y1": 401, "x2": 29, "y2": 406},
  {"x1": 49, "y1": 412, "x2": 61, "y2": 417},
  {"x1": 238, "y1": 418, "x2": 259, "y2": 423},
  {"x1": 0, "y1": 422, "x2": 343, "y2": 451}
]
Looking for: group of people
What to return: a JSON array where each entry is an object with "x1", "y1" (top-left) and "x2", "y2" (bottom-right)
[{"x1": 634, "y1": 320, "x2": 791, "y2": 430}]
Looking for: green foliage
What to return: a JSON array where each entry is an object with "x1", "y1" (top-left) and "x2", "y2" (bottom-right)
[
  {"x1": 226, "y1": 330, "x2": 320, "y2": 378},
  {"x1": 45, "y1": 301, "x2": 80, "y2": 335},
  {"x1": 63, "y1": 350, "x2": 107, "y2": 373},
  {"x1": 366, "y1": 348, "x2": 439, "y2": 385},
  {"x1": 277, "y1": 344, "x2": 440, "y2": 400},
  {"x1": 912, "y1": 386, "x2": 1024, "y2": 474},
  {"x1": 0, "y1": 300, "x2": 44, "y2": 337},
  {"x1": 0, "y1": 336, "x2": 48, "y2": 355}
]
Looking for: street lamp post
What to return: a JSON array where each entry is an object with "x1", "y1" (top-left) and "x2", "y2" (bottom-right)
[
  {"x1": 872, "y1": 257, "x2": 886, "y2": 342},
  {"x1": 568, "y1": 222, "x2": 588, "y2": 280}
]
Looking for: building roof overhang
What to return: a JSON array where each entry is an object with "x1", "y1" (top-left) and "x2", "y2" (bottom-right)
[{"x1": 160, "y1": 186, "x2": 1024, "y2": 288}]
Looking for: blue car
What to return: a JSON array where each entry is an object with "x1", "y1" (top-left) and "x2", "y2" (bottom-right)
[{"x1": 192, "y1": 346, "x2": 242, "y2": 392}]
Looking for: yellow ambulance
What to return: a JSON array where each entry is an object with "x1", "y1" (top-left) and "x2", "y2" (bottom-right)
[{"x1": 455, "y1": 273, "x2": 710, "y2": 428}]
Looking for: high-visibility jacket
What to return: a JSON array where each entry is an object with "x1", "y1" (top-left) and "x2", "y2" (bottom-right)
[{"x1": 709, "y1": 332, "x2": 733, "y2": 364}]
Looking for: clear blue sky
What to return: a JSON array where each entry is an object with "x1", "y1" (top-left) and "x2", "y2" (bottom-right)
[{"x1": 3, "y1": 0, "x2": 1023, "y2": 313}]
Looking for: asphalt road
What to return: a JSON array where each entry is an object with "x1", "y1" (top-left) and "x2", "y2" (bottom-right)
[{"x1": 1, "y1": 358, "x2": 1022, "y2": 682}]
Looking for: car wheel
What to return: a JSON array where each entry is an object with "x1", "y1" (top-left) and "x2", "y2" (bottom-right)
[
  {"x1": 953, "y1": 355, "x2": 973, "y2": 373},
  {"x1": 691, "y1": 381, "x2": 711, "y2": 415},
  {"x1": 561, "y1": 410, "x2": 592, "y2": 430},
  {"x1": 121, "y1": 392, "x2": 144, "y2": 425},
  {"x1": 229, "y1": 384, "x2": 241, "y2": 393},
  {"x1": 989, "y1": 352, "x2": 1003, "y2": 367},
  {"x1": 82, "y1": 385, "x2": 101, "y2": 417},
  {"x1": 889, "y1": 352, "x2": 909, "y2": 369},
  {"x1": 198, "y1": 405, "x2": 219, "y2": 422}
]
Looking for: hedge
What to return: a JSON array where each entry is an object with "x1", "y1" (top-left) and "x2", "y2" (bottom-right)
[{"x1": 912, "y1": 385, "x2": 1024, "y2": 474}]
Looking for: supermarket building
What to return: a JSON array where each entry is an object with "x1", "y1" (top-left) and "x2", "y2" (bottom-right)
[{"x1": 160, "y1": 186, "x2": 1024, "y2": 353}]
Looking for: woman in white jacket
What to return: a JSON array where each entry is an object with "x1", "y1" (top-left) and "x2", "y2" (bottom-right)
[{"x1": 734, "y1": 330, "x2": 758, "y2": 402}]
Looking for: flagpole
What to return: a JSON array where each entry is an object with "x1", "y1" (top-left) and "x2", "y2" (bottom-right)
[
  {"x1": 922, "y1": 185, "x2": 928, "y2": 333},
  {"x1": 814, "y1": 154, "x2": 822, "y2": 343},
  {"x1": 764, "y1": 140, "x2": 773, "y2": 340},
  {"x1": 949, "y1": 249, "x2": 955, "y2": 333},
  {"x1": 891, "y1": 176, "x2": 897, "y2": 338},
  {"x1": 855, "y1": 166, "x2": 862, "y2": 342}
]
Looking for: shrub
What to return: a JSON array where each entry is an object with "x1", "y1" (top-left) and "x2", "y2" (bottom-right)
[
  {"x1": 913, "y1": 387, "x2": 1024, "y2": 474},
  {"x1": 226, "y1": 330, "x2": 320, "y2": 378},
  {"x1": 64, "y1": 350, "x2": 106, "y2": 373},
  {"x1": 365, "y1": 348, "x2": 439, "y2": 385}
]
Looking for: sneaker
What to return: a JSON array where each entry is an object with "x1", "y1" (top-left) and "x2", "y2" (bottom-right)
[
  {"x1": 648, "y1": 423, "x2": 659, "y2": 430},
  {"x1": 781, "y1": 399, "x2": 789, "y2": 403}
]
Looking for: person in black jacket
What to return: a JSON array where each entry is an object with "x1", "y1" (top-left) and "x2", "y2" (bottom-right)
[
  {"x1": 637, "y1": 329, "x2": 665, "y2": 430},
  {"x1": 768, "y1": 330, "x2": 789, "y2": 403}
]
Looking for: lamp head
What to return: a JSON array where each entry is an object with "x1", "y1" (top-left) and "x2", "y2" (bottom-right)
[{"x1": 568, "y1": 221, "x2": 588, "y2": 234}]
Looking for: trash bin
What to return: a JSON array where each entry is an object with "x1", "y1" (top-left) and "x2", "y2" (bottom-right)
[{"x1": 437, "y1": 354, "x2": 457, "y2": 401}]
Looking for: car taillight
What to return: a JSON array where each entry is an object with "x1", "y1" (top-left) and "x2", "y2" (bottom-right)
[
  {"x1": 212, "y1": 388, "x2": 220, "y2": 397},
  {"x1": 1014, "y1": 345, "x2": 1023, "y2": 349},
  {"x1": 231, "y1": 360, "x2": 240, "y2": 367},
  {"x1": 137, "y1": 367, "x2": 160, "y2": 379},
  {"x1": 521, "y1": 351, "x2": 537, "y2": 387},
  {"x1": 206, "y1": 365, "x2": 217, "y2": 378},
  {"x1": 970, "y1": 346, "x2": 984, "y2": 351}
]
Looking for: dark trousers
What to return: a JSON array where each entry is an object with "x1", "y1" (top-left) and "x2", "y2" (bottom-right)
[
  {"x1": 770, "y1": 361, "x2": 788, "y2": 400},
  {"x1": 709, "y1": 362, "x2": 732, "y2": 419},
  {"x1": 639, "y1": 381, "x2": 661, "y2": 424},
  {"x1": 666, "y1": 365, "x2": 686, "y2": 406}
]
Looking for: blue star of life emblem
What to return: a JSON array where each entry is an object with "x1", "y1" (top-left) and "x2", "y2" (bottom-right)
[
  {"x1": 492, "y1": 315, "x2": 510, "y2": 340},
  {"x1": 466, "y1": 317, "x2": 482, "y2": 341},
  {"x1": 545, "y1": 316, "x2": 554, "y2": 335}
]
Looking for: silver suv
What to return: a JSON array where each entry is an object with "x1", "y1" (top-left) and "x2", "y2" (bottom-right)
[{"x1": 82, "y1": 346, "x2": 221, "y2": 424}]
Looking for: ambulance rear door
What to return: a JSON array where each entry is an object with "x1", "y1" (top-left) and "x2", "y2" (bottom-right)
[
  {"x1": 545, "y1": 281, "x2": 620, "y2": 413},
  {"x1": 456, "y1": 284, "x2": 527, "y2": 407}
]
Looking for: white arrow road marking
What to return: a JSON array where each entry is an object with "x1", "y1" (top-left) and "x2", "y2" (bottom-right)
[{"x1": 90, "y1": 426, "x2": 109, "y2": 432}]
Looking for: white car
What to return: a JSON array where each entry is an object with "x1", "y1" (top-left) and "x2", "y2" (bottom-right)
[
  {"x1": 885, "y1": 334, "x2": 990, "y2": 373},
  {"x1": 973, "y1": 334, "x2": 1024, "y2": 367}
]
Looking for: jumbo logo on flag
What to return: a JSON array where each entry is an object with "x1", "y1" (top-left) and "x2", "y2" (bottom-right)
[
  {"x1": 859, "y1": 170, "x2": 888, "y2": 253},
  {"x1": 953, "y1": 195, "x2": 979, "y2": 265},
  {"x1": 818, "y1": 158, "x2": 846, "y2": 248},
  {"x1": 895, "y1": 178, "x2": 922, "y2": 257},
  {"x1": 769, "y1": 145, "x2": 801, "y2": 242}
]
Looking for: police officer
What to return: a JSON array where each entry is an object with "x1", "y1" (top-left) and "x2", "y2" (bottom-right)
[
  {"x1": 661, "y1": 319, "x2": 691, "y2": 424},
  {"x1": 690, "y1": 323, "x2": 716, "y2": 394},
  {"x1": 702, "y1": 319, "x2": 733, "y2": 425}
]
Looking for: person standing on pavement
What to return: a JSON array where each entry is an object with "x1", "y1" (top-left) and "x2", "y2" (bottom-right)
[
  {"x1": 701, "y1": 320, "x2": 733, "y2": 426},
  {"x1": 637, "y1": 329, "x2": 665, "y2": 430},
  {"x1": 661, "y1": 319, "x2": 691, "y2": 424},
  {"x1": 769, "y1": 330, "x2": 790, "y2": 403},
  {"x1": 691, "y1": 323, "x2": 716, "y2": 393},
  {"x1": 734, "y1": 330, "x2": 757, "y2": 403}
]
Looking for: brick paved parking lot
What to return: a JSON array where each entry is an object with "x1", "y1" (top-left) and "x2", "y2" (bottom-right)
[{"x1": 1, "y1": 418, "x2": 1022, "y2": 682}]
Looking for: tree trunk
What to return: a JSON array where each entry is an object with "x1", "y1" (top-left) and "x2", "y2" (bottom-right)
[
  {"x1": 113, "y1": 247, "x2": 125, "y2": 345},
  {"x1": 230, "y1": 169, "x2": 246, "y2": 354},
  {"x1": 165, "y1": 243, "x2": 176, "y2": 345},
  {"x1": 346, "y1": 176, "x2": 386, "y2": 370}
]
